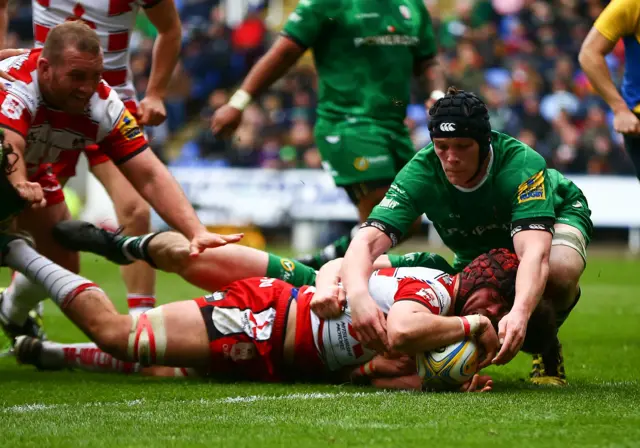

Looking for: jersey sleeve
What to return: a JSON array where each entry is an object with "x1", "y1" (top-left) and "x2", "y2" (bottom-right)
[
  {"x1": 98, "y1": 101, "x2": 148, "y2": 165},
  {"x1": 594, "y1": 0, "x2": 640, "y2": 42},
  {"x1": 0, "y1": 90, "x2": 32, "y2": 137},
  {"x1": 414, "y1": 2, "x2": 437, "y2": 61},
  {"x1": 393, "y1": 278, "x2": 449, "y2": 315},
  {"x1": 281, "y1": 0, "x2": 331, "y2": 48},
  {"x1": 366, "y1": 150, "x2": 430, "y2": 245}
]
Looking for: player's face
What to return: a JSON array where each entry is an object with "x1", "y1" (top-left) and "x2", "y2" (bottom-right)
[
  {"x1": 460, "y1": 287, "x2": 508, "y2": 329},
  {"x1": 433, "y1": 137, "x2": 480, "y2": 187},
  {"x1": 44, "y1": 47, "x2": 103, "y2": 114}
]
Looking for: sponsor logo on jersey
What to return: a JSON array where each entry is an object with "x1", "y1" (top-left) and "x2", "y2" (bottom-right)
[
  {"x1": 204, "y1": 290, "x2": 227, "y2": 302},
  {"x1": 229, "y1": 342, "x2": 256, "y2": 361},
  {"x1": 527, "y1": 224, "x2": 547, "y2": 231},
  {"x1": 355, "y1": 12, "x2": 380, "y2": 19},
  {"x1": 325, "y1": 135, "x2": 340, "y2": 144},
  {"x1": 353, "y1": 35, "x2": 419, "y2": 48},
  {"x1": 510, "y1": 225, "x2": 522, "y2": 237},
  {"x1": 117, "y1": 108, "x2": 142, "y2": 141},
  {"x1": 572, "y1": 201, "x2": 582, "y2": 208},
  {"x1": 517, "y1": 170, "x2": 546, "y2": 203},
  {"x1": 440, "y1": 122, "x2": 456, "y2": 132},
  {"x1": 399, "y1": 5, "x2": 411, "y2": 19},
  {"x1": 279, "y1": 258, "x2": 296, "y2": 282},
  {"x1": 379, "y1": 197, "x2": 399, "y2": 209},
  {"x1": 1, "y1": 94, "x2": 25, "y2": 120},
  {"x1": 354, "y1": 157, "x2": 370, "y2": 171},
  {"x1": 416, "y1": 287, "x2": 440, "y2": 310}
]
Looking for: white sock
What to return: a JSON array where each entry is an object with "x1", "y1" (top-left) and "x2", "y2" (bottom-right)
[
  {"x1": 1, "y1": 273, "x2": 48, "y2": 325},
  {"x1": 3, "y1": 239, "x2": 100, "y2": 311}
]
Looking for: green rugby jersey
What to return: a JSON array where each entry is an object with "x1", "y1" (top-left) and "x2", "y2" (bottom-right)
[
  {"x1": 368, "y1": 131, "x2": 560, "y2": 268},
  {"x1": 282, "y1": 0, "x2": 437, "y2": 128}
]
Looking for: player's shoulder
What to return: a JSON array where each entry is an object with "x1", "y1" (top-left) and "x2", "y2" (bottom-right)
[
  {"x1": 88, "y1": 81, "x2": 127, "y2": 131},
  {"x1": 491, "y1": 130, "x2": 545, "y2": 172},
  {"x1": 0, "y1": 50, "x2": 41, "y2": 116}
]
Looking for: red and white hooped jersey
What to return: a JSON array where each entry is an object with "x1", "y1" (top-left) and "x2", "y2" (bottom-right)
[
  {"x1": 309, "y1": 267, "x2": 457, "y2": 372},
  {"x1": 0, "y1": 49, "x2": 148, "y2": 175},
  {"x1": 32, "y1": 0, "x2": 163, "y2": 103}
]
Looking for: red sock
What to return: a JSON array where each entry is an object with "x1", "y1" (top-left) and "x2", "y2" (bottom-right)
[{"x1": 127, "y1": 294, "x2": 156, "y2": 311}]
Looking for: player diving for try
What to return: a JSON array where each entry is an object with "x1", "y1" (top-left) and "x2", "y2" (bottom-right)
[
  {"x1": 340, "y1": 87, "x2": 593, "y2": 386},
  {"x1": 9, "y1": 225, "x2": 554, "y2": 391}
]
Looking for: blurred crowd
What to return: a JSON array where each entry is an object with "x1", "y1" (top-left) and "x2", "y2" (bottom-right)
[{"x1": 4, "y1": 0, "x2": 636, "y2": 175}]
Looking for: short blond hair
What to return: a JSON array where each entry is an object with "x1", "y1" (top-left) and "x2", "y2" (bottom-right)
[{"x1": 42, "y1": 21, "x2": 101, "y2": 66}]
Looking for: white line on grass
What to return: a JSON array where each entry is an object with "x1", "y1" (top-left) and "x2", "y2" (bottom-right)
[{"x1": 1, "y1": 391, "x2": 406, "y2": 414}]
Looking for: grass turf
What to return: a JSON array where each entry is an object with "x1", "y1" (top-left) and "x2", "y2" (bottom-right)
[{"x1": 1, "y1": 252, "x2": 639, "y2": 447}]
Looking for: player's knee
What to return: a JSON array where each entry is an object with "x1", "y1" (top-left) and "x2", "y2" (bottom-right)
[
  {"x1": 118, "y1": 197, "x2": 151, "y2": 236},
  {"x1": 126, "y1": 307, "x2": 168, "y2": 366},
  {"x1": 545, "y1": 261, "x2": 582, "y2": 309}
]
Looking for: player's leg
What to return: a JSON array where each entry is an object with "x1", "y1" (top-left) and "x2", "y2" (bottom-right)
[
  {"x1": 0, "y1": 168, "x2": 76, "y2": 341},
  {"x1": 53, "y1": 222, "x2": 319, "y2": 289},
  {"x1": 90, "y1": 156, "x2": 157, "y2": 315},
  {"x1": 623, "y1": 120, "x2": 640, "y2": 180},
  {"x1": 14, "y1": 335, "x2": 200, "y2": 377},
  {"x1": 530, "y1": 205, "x2": 590, "y2": 386},
  {"x1": 297, "y1": 122, "x2": 421, "y2": 269},
  {"x1": 3, "y1": 237, "x2": 212, "y2": 368}
]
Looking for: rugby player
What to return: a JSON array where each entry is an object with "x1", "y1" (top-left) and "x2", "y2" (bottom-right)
[
  {"x1": 211, "y1": 0, "x2": 446, "y2": 270},
  {"x1": 0, "y1": 0, "x2": 183, "y2": 317},
  {"x1": 579, "y1": 0, "x2": 640, "y2": 178},
  {"x1": 341, "y1": 87, "x2": 592, "y2": 386},
  {"x1": 0, "y1": 22, "x2": 242, "y2": 344},
  {"x1": 9, "y1": 238, "x2": 551, "y2": 391}
]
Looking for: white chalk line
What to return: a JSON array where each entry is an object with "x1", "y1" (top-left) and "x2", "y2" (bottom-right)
[{"x1": 1, "y1": 391, "x2": 404, "y2": 415}]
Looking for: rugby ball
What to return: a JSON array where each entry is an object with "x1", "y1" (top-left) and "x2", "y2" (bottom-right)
[{"x1": 416, "y1": 339, "x2": 478, "y2": 390}]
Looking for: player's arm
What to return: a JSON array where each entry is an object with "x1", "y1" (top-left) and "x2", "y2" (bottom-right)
[
  {"x1": 138, "y1": 0, "x2": 181, "y2": 126},
  {"x1": 413, "y1": 2, "x2": 446, "y2": 105},
  {"x1": 1, "y1": 127, "x2": 45, "y2": 208},
  {"x1": 212, "y1": 0, "x2": 327, "y2": 137},
  {"x1": 579, "y1": 0, "x2": 640, "y2": 134},
  {"x1": 311, "y1": 258, "x2": 346, "y2": 318},
  {"x1": 493, "y1": 166, "x2": 554, "y2": 364}
]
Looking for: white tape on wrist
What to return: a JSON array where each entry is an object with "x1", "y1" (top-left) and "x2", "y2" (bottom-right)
[
  {"x1": 459, "y1": 315, "x2": 482, "y2": 337},
  {"x1": 228, "y1": 89, "x2": 252, "y2": 111},
  {"x1": 430, "y1": 90, "x2": 445, "y2": 101}
]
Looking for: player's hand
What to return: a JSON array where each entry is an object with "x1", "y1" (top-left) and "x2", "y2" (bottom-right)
[
  {"x1": 492, "y1": 310, "x2": 528, "y2": 365},
  {"x1": 460, "y1": 374, "x2": 493, "y2": 393},
  {"x1": 0, "y1": 49, "x2": 29, "y2": 89},
  {"x1": 137, "y1": 95, "x2": 167, "y2": 127},
  {"x1": 613, "y1": 107, "x2": 640, "y2": 135},
  {"x1": 310, "y1": 284, "x2": 346, "y2": 319},
  {"x1": 350, "y1": 294, "x2": 389, "y2": 353},
  {"x1": 211, "y1": 104, "x2": 243, "y2": 138},
  {"x1": 14, "y1": 181, "x2": 46, "y2": 208},
  {"x1": 188, "y1": 230, "x2": 244, "y2": 256},
  {"x1": 475, "y1": 315, "x2": 499, "y2": 369}
]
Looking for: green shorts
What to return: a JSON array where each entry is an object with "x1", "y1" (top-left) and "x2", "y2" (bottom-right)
[
  {"x1": 554, "y1": 195, "x2": 593, "y2": 248},
  {"x1": 265, "y1": 253, "x2": 318, "y2": 287},
  {"x1": 314, "y1": 118, "x2": 415, "y2": 187}
]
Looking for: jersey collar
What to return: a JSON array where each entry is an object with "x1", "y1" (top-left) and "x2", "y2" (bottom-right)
[{"x1": 451, "y1": 145, "x2": 494, "y2": 193}]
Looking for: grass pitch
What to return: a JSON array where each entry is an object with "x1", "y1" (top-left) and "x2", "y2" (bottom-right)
[{"x1": 1, "y1": 251, "x2": 639, "y2": 447}]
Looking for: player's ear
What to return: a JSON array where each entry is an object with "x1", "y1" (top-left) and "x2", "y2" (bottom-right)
[{"x1": 37, "y1": 57, "x2": 51, "y2": 78}]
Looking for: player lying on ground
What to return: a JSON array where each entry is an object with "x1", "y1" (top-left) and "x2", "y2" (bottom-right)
[
  {"x1": 341, "y1": 87, "x2": 593, "y2": 386},
  {"x1": 6, "y1": 229, "x2": 553, "y2": 390}
]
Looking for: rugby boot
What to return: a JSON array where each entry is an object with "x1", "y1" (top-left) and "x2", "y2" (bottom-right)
[{"x1": 53, "y1": 220, "x2": 133, "y2": 265}]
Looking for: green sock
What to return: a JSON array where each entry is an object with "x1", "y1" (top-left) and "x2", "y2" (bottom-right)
[
  {"x1": 266, "y1": 253, "x2": 318, "y2": 287},
  {"x1": 119, "y1": 233, "x2": 161, "y2": 267}
]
